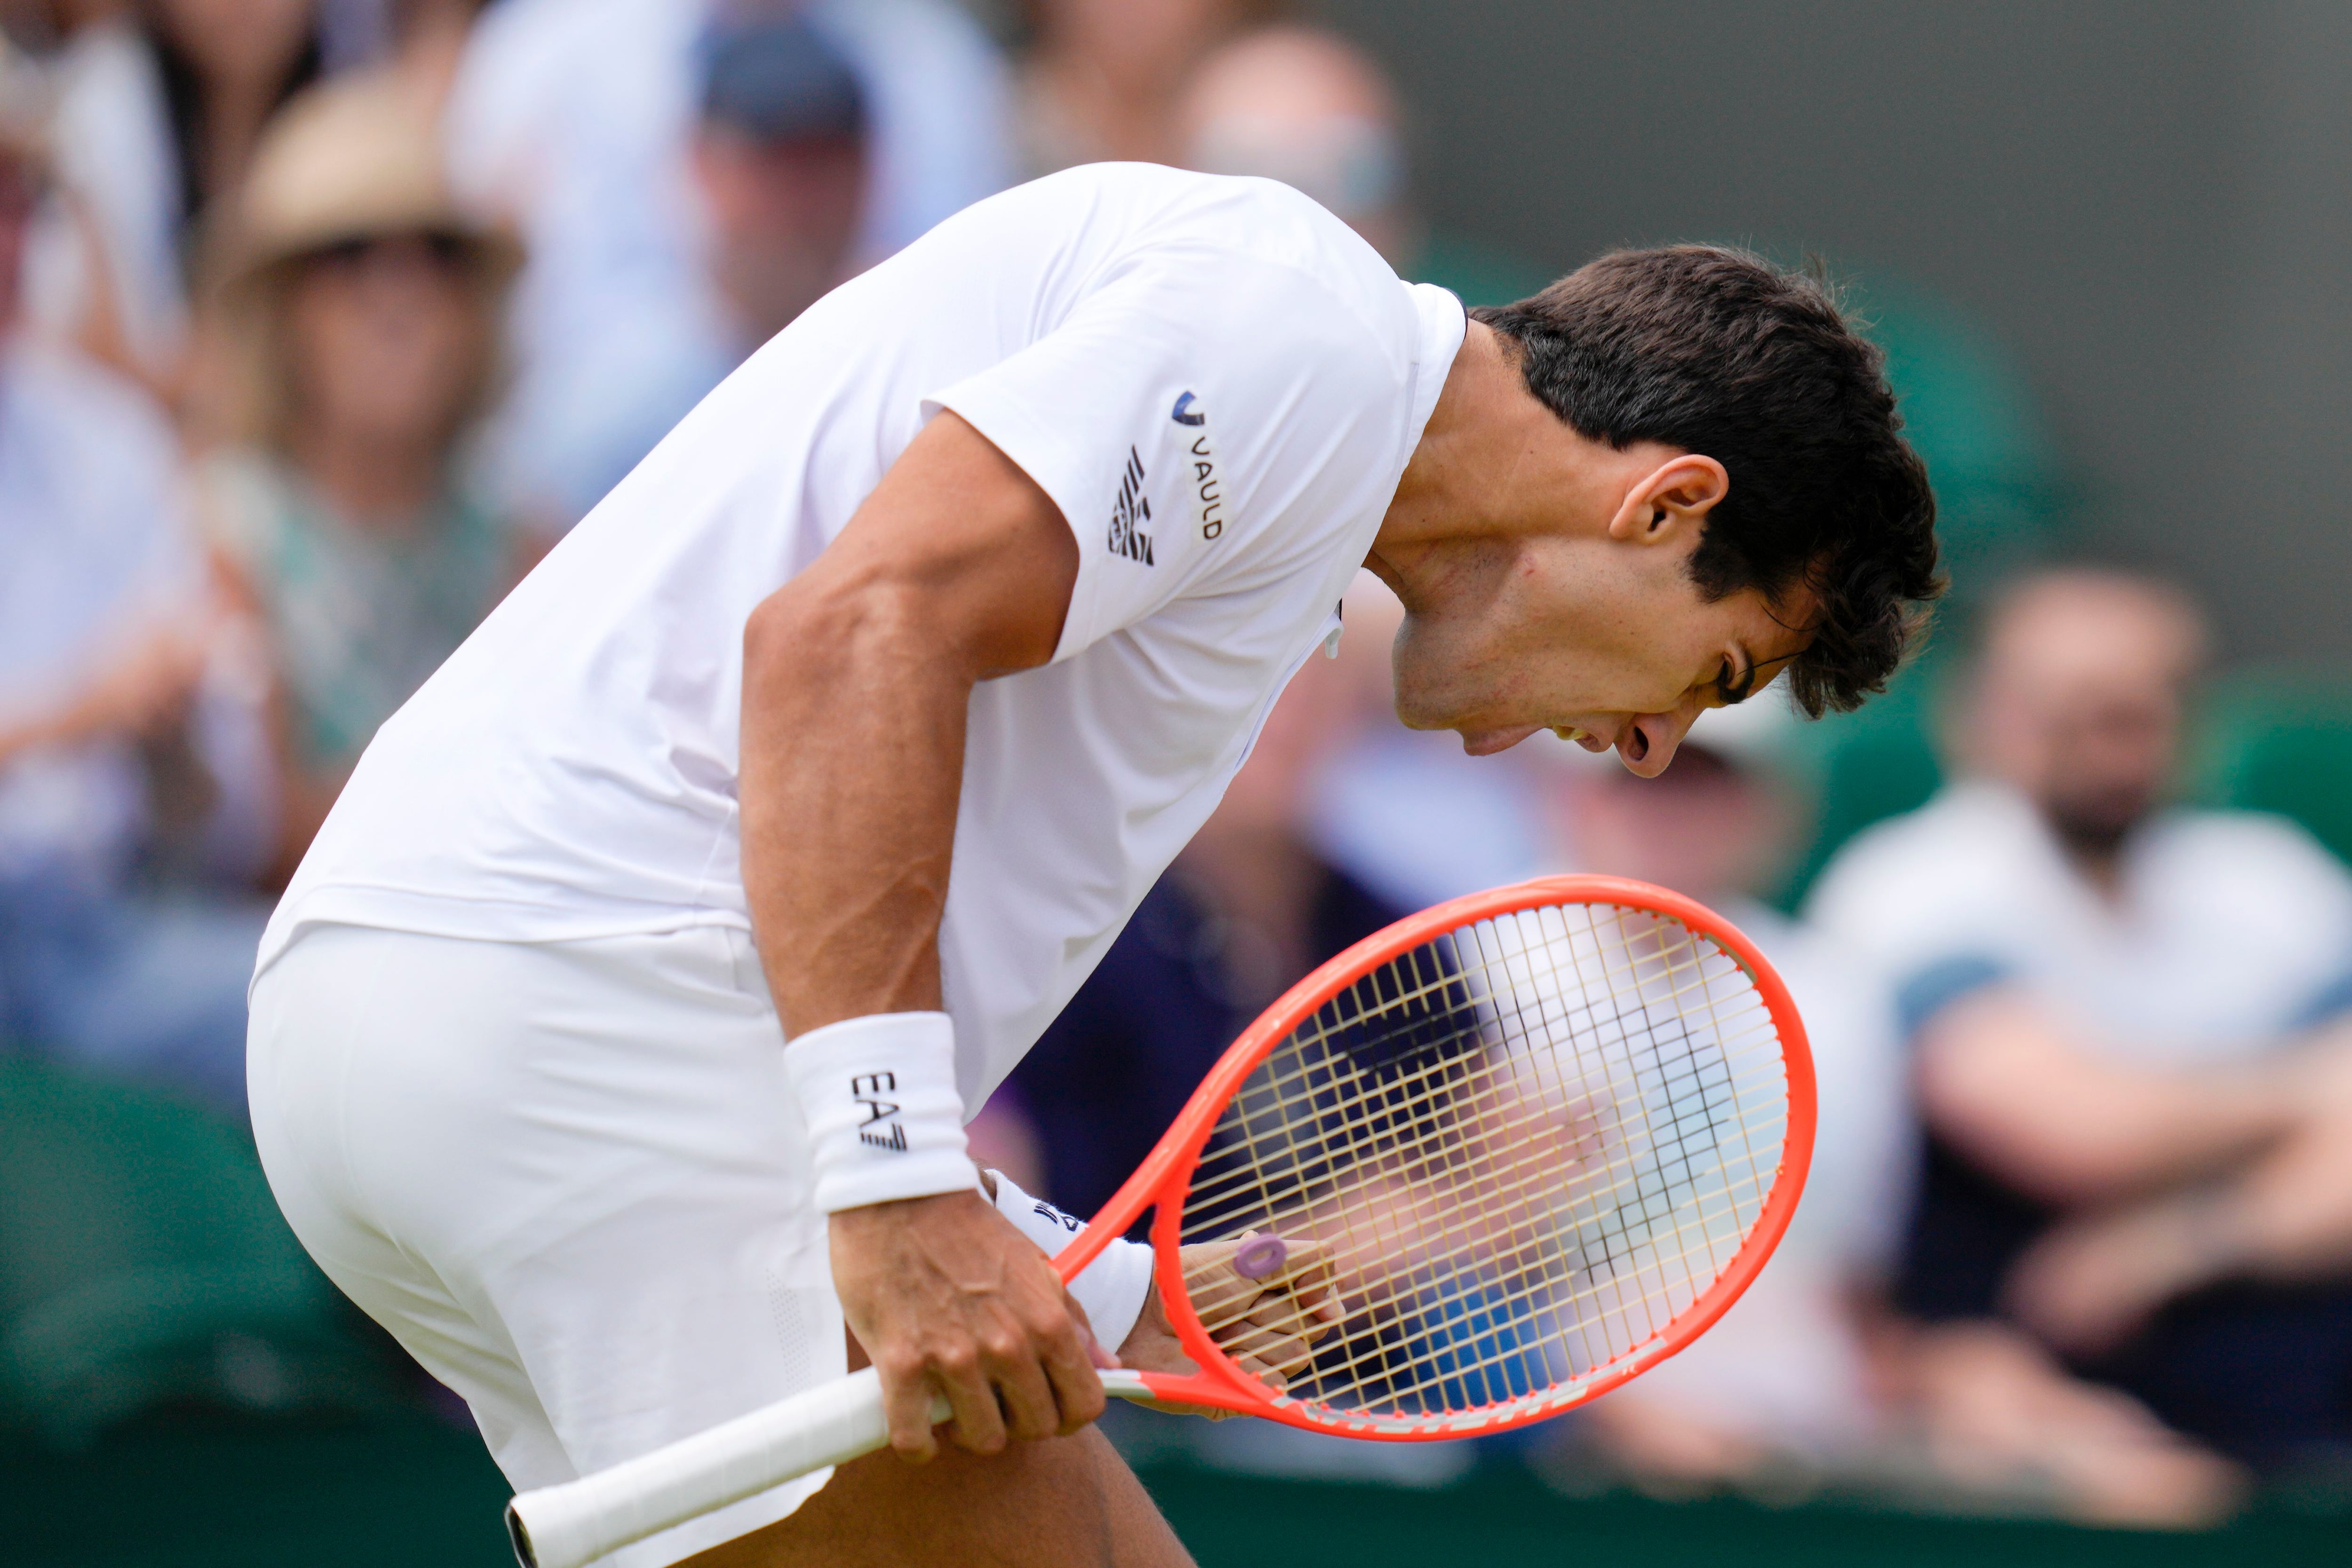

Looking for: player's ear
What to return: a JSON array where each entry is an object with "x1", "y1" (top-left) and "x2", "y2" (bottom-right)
[{"x1": 1606, "y1": 454, "x2": 1729, "y2": 546}]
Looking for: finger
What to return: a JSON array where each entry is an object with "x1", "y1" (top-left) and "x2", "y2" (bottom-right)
[
  {"x1": 981, "y1": 1325, "x2": 1062, "y2": 1444},
  {"x1": 1185, "y1": 1266, "x2": 1257, "y2": 1324},
  {"x1": 1221, "y1": 1322, "x2": 1319, "y2": 1382},
  {"x1": 1230, "y1": 1348, "x2": 1293, "y2": 1394},
  {"x1": 877, "y1": 1351, "x2": 942, "y2": 1464},
  {"x1": 1243, "y1": 1281, "x2": 1339, "y2": 1335},
  {"x1": 1034, "y1": 1295, "x2": 1107, "y2": 1436},
  {"x1": 931, "y1": 1341, "x2": 1008, "y2": 1455}
]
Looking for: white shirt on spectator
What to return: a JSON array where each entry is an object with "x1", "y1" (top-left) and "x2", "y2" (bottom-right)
[
  {"x1": 261, "y1": 165, "x2": 1466, "y2": 1112},
  {"x1": 1806, "y1": 779, "x2": 2352, "y2": 1065},
  {"x1": 0, "y1": 341, "x2": 269, "y2": 882}
]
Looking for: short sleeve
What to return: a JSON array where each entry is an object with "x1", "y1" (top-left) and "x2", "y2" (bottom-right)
[{"x1": 925, "y1": 236, "x2": 1409, "y2": 662}]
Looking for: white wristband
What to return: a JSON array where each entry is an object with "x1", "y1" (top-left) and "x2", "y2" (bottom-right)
[
  {"x1": 985, "y1": 1169, "x2": 1156, "y2": 1355},
  {"x1": 785, "y1": 1011, "x2": 977, "y2": 1213}
]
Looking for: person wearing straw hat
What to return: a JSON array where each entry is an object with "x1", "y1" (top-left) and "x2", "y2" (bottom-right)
[{"x1": 196, "y1": 69, "x2": 523, "y2": 884}]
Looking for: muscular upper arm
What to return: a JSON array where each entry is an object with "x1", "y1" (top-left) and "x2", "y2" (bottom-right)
[{"x1": 746, "y1": 411, "x2": 1078, "y2": 682}]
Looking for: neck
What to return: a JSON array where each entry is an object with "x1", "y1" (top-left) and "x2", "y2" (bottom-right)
[
  {"x1": 287, "y1": 421, "x2": 442, "y2": 524},
  {"x1": 1367, "y1": 320, "x2": 1608, "y2": 608}
]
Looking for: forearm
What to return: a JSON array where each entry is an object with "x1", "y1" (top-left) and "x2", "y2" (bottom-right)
[
  {"x1": 0, "y1": 683, "x2": 119, "y2": 771},
  {"x1": 731, "y1": 413, "x2": 1091, "y2": 1457},
  {"x1": 1918, "y1": 992, "x2": 2292, "y2": 1204},
  {"x1": 738, "y1": 411, "x2": 1072, "y2": 1037},
  {"x1": 740, "y1": 578, "x2": 969, "y2": 1034}
]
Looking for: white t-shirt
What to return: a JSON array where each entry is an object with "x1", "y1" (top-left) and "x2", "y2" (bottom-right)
[
  {"x1": 1805, "y1": 779, "x2": 2352, "y2": 1065},
  {"x1": 259, "y1": 164, "x2": 1466, "y2": 1111}
]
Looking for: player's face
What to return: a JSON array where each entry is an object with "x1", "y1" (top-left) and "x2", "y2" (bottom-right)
[{"x1": 1386, "y1": 521, "x2": 1815, "y2": 777}]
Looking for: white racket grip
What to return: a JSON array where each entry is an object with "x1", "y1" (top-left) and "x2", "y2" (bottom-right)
[
  {"x1": 505, "y1": 1367, "x2": 1160, "y2": 1568},
  {"x1": 505, "y1": 1368, "x2": 924, "y2": 1568}
]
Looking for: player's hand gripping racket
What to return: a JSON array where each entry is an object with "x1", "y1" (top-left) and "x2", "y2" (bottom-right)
[{"x1": 506, "y1": 875, "x2": 1814, "y2": 1568}]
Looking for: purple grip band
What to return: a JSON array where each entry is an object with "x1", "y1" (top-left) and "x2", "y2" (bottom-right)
[{"x1": 1232, "y1": 1235, "x2": 1288, "y2": 1282}]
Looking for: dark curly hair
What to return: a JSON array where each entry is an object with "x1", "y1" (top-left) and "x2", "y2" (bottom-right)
[{"x1": 1472, "y1": 246, "x2": 1943, "y2": 716}]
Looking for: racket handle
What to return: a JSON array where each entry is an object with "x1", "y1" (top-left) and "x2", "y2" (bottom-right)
[
  {"x1": 506, "y1": 1368, "x2": 1162, "y2": 1568},
  {"x1": 506, "y1": 1368, "x2": 928, "y2": 1568}
]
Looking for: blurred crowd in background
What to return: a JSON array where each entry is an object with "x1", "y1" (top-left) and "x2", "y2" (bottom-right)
[{"x1": 3, "y1": 0, "x2": 2351, "y2": 1536}]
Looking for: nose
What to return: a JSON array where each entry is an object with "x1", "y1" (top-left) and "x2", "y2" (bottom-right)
[{"x1": 1615, "y1": 709, "x2": 1698, "y2": 777}]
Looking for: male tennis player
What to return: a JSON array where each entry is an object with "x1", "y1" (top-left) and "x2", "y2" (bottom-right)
[{"x1": 248, "y1": 162, "x2": 1937, "y2": 1566}]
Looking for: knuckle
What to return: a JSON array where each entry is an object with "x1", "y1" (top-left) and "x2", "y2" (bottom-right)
[
  {"x1": 979, "y1": 1330, "x2": 1024, "y2": 1364},
  {"x1": 934, "y1": 1346, "x2": 978, "y2": 1379}
]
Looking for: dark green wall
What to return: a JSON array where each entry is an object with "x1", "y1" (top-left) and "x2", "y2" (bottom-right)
[{"x1": 1325, "y1": 0, "x2": 2352, "y2": 661}]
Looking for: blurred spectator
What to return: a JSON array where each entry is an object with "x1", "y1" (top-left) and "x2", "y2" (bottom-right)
[
  {"x1": 500, "y1": 7, "x2": 871, "y2": 528},
  {"x1": 1174, "y1": 23, "x2": 1551, "y2": 307},
  {"x1": 194, "y1": 69, "x2": 520, "y2": 881},
  {"x1": 1535, "y1": 698, "x2": 2242, "y2": 1525},
  {"x1": 15, "y1": 0, "x2": 326, "y2": 396},
  {"x1": 1004, "y1": 638, "x2": 1406, "y2": 1221},
  {"x1": 1014, "y1": 0, "x2": 1266, "y2": 175},
  {"x1": 444, "y1": 0, "x2": 1013, "y2": 533},
  {"x1": 0, "y1": 50, "x2": 273, "y2": 1118},
  {"x1": 1808, "y1": 567, "x2": 2352, "y2": 1468}
]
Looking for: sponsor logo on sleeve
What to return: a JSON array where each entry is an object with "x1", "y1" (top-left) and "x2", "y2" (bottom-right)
[
  {"x1": 1172, "y1": 389, "x2": 1225, "y2": 541},
  {"x1": 1107, "y1": 445, "x2": 1155, "y2": 565}
]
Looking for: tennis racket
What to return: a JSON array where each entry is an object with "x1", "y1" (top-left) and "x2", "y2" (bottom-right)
[{"x1": 506, "y1": 873, "x2": 1814, "y2": 1568}]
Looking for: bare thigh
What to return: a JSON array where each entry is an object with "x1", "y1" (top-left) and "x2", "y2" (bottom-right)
[
  {"x1": 678, "y1": 1335, "x2": 1193, "y2": 1568},
  {"x1": 678, "y1": 1424, "x2": 1192, "y2": 1568}
]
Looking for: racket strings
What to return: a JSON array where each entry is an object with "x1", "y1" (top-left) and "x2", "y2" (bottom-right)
[
  {"x1": 1176, "y1": 912, "x2": 1764, "y2": 1211},
  {"x1": 1178, "y1": 902, "x2": 1790, "y2": 1425}
]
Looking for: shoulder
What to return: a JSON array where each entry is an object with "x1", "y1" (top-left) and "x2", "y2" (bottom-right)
[
  {"x1": 1803, "y1": 783, "x2": 2040, "y2": 957},
  {"x1": 2145, "y1": 808, "x2": 2352, "y2": 919},
  {"x1": 999, "y1": 165, "x2": 1403, "y2": 317},
  {"x1": 1808, "y1": 784, "x2": 2022, "y2": 906}
]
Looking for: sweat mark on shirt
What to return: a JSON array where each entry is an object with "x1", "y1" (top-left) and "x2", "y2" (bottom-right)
[{"x1": 1108, "y1": 445, "x2": 1154, "y2": 566}]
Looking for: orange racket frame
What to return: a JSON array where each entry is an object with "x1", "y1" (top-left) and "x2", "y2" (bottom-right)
[{"x1": 1049, "y1": 872, "x2": 1818, "y2": 1437}]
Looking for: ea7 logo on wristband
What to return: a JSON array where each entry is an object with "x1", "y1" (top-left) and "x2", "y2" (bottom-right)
[{"x1": 850, "y1": 1071, "x2": 908, "y2": 1152}]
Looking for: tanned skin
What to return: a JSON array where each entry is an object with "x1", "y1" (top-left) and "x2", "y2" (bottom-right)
[{"x1": 726, "y1": 322, "x2": 1815, "y2": 1565}]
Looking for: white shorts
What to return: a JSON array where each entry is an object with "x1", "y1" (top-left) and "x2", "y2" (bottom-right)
[{"x1": 248, "y1": 922, "x2": 845, "y2": 1567}]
